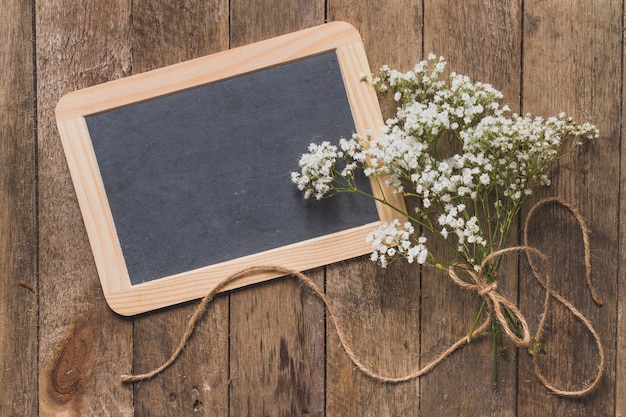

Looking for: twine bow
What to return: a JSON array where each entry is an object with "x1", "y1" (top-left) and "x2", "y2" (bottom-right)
[
  {"x1": 121, "y1": 198, "x2": 604, "y2": 398},
  {"x1": 448, "y1": 253, "x2": 532, "y2": 348}
]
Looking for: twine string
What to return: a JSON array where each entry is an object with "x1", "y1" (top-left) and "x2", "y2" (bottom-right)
[
  {"x1": 121, "y1": 197, "x2": 604, "y2": 397},
  {"x1": 524, "y1": 197, "x2": 603, "y2": 306},
  {"x1": 522, "y1": 197, "x2": 605, "y2": 397}
]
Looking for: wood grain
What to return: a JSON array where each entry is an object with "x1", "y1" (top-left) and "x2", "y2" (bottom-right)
[
  {"x1": 326, "y1": 3, "x2": 423, "y2": 416},
  {"x1": 325, "y1": 260, "x2": 421, "y2": 417},
  {"x1": 129, "y1": 1, "x2": 230, "y2": 415},
  {"x1": 329, "y1": 0, "x2": 424, "y2": 73},
  {"x1": 424, "y1": 0, "x2": 522, "y2": 102},
  {"x1": 0, "y1": 1, "x2": 37, "y2": 416},
  {"x1": 620, "y1": 0, "x2": 626, "y2": 413},
  {"x1": 227, "y1": 3, "x2": 327, "y2": 416},
  {"x1": 519, "y1": 0, "x2": 620, "y2": 415},
  {"x1": 229, "y1": 272, "x2": 326, "y2": 416},
  {"x1": 35, "y1": 1, "x2": 134, "y2": 415},
  {"x1": 131, "y1": 0, "x2": 229, "y2": 74}
]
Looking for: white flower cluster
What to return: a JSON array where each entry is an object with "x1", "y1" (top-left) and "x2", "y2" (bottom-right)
[
  {"x1": 365, "y1": 219, "x2": 428, "y2": 267},
  {"x1": 459, "y1": 112, "x2": 599, "y2": 202},
  {"x1": 291, "y1": 141, "x2": 339, "y2": 200},
  {"x1": 437, "y1": 203, "x2": 485, "y2": 247},
  {"x1": 292, "y1": 55, "x2": 598, "y2": 269}
]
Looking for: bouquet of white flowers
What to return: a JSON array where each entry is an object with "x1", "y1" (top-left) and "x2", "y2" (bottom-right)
[{"x1": 291, "y1": 54, "x2": 599, "y2": 386}]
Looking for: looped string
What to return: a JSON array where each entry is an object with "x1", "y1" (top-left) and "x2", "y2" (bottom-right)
[
  {"x1": 524, "y1": 197, "x2": 603, "y2": 306},
  {"x1": 121, "y1": 197, "x2": 604, "y2": 398},
  {"x1": 522, "y1": 197, "x2": 605, "y2": 397}
]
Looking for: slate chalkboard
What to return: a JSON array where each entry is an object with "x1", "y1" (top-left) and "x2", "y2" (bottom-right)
[
  {"x1": 86, "y1": 51, "x2": 377, "y2": 285},
  {"x1": 55, "y1": 22, "x2": 406, "y2": 315}
]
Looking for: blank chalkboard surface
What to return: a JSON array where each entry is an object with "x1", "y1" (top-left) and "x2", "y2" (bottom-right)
[
  {"x1": 86, "y1": 51, "x2": 376, "y2": 285},
  {"x1": 56, "y1": 22, "x2": 406, "y2": 315}
]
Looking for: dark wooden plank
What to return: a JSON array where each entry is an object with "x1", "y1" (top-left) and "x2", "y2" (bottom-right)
[
  {"x1": 227, "y1": 3, "x2": 326, "y2": 415},
  {"x1": 35, "y1": 1, "x2": 135, "y2": 415},
  {"x1": 0, "y1": 1, "x2": 37, "y2": 416},
  {"x1": 131, "y1": 303, "x2": 230, "y2": 416},
  {"x1": 230, "y1": 0, "x2": 325, "y2": 45},
  {"x1": 329, "y1": 0, "x2": 423, "y2": 73},
  {"x1": 325, "y1": 3, "x2": 423, "y2": 416},
  {"x1": 325, "y1": 260, "x2": 421, "y2": 417},
  {"x1": 131, "y1": 0, "x2": 229, "y2": 73},
  {"x1": 619, "y1": 3, "x2": 626, "y2": 412},
  {"x1": 420, "y1": 1, "x2": 522, "y2": 415},
  {"x1": 519, "y1": 0, "x2": 620, "y2": 415},
  {"x1": 129, "y1": 2, "x2": 231, "y2": 415},
  {"x1": 424, "y1": 0, "x2": 522, "y2": 102},
  {"x1": 228, "y1": 272, "x2": 327, "y2": 416}
]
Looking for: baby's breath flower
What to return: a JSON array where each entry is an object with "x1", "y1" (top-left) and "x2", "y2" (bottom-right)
[
  {"x1": 365, "y1": 219, "x2": 428, "y2": 267},
  {"x1": 293, "y1": 55, "x2": 597, "y2": 271},
  {"x1": 291, "y1": 141, "x2": 339, "y2": 200}
]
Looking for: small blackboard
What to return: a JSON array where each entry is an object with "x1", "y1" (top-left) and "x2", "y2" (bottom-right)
[
  {"x1": 56, "y1": 22, "x2": 406, "y2": 315},
  {"x1": 86, "y1": 51, "x2": 377, "y2": 285}
]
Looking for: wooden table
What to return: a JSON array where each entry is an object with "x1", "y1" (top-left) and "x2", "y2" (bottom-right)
[{"x1": 1, "y1": 1, "x2": 622, "y2": 416}]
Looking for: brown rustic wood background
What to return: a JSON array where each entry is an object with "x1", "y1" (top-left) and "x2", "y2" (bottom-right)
[{"x1": 1, "y1": 0, "x2": 623, "y2": 416}]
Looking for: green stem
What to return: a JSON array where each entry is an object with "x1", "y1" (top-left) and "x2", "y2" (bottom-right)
[
  {"x1": 492, "y1": 318, "x2": 499, "y2": 386},
  {"x1": 467, "y1": 299, "x2": 487, "y2": 342}
]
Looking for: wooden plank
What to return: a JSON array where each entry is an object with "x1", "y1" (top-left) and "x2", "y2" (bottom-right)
[
  {"x1": 128, "y1": 1, "x2": 231, "y2": 415},
  {"x1": 230, "y1": 0, "x2": 325, "y2": 46},
  {"x1": 325, "y1": 2, "x2": 423, "y2": 416},
  {"x1": 424, "y1": 0, "x2": 522, "y2": 102},
  {"x1": 329, "y1": 0, "x2": 423, "y2": 73},
  {"x1": 35, "y1": 1, "x2": 135, "y2": 415},
  {"x1": 420, "y1": 1, "x2": 522, "y2": 415},
  {"x1": 519, "y1": 0, "x2": 620, "y2": 414},
  {"x1": 0, "y1": 1, "x2": 37, "y2": 416},
  {"x1": 131, "y1": 304, "x2": 230, "y2": 416},
  {"x1": 227, "y1": 2, "x2": 327, "y2": 415},
  {"x1": 130, "y1": 0, "x2": 229, "y2": 74},
  {"x1": 619, "y1": 0, "x2": 626, "y2": 413},
  {"x1": 228, "y1": 272, "x2": 327, "y2": 416},
  {"x1": 325, "y1": 260, "x2": 421, "y2": 417}
]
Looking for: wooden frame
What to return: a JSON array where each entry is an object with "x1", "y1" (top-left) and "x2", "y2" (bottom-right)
[{"x1": 55, "y1": 21, "x2": 407, "y2": 316}]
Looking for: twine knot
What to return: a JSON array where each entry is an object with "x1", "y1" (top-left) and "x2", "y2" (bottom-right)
[
  {"x1": 448, "y1": 256, "x2": 533, "y2": 347},
  {"x1": 477, "y1": 280, "x2": 498, "y2": 297}
]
